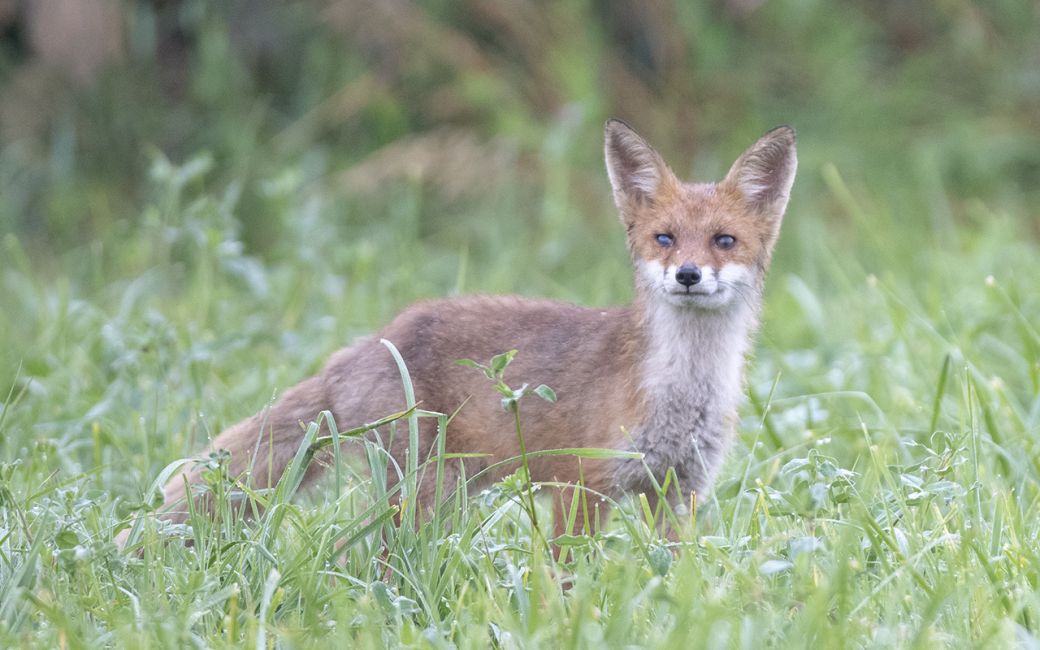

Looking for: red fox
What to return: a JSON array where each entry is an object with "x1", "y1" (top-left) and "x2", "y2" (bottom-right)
[{"x1": 134, "y1": 120, "x2": 796, "y2": 542}]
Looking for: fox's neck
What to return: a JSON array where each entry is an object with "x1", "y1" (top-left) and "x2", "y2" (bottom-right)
[
  {"x1": 606, "y1": 288, "x2": 762, "y2": 495},
  {"x1": 634, "y1": 288, "x2": 761, "y2": 418},
  {"x1": 603, "y1": 288, "x2": 761, "y2": 494}
]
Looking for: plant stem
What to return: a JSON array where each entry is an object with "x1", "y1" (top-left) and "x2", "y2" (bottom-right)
[{"x1": 511, "y1": 403, "x2": 541, "y2": 539}]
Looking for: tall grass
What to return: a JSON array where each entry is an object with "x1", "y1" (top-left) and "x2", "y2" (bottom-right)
[{"x1": 2, "y1": 1, "x2": 1039, "y2": 647}]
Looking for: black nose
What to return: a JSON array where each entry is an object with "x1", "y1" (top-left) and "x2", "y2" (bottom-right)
[{"x1": 676, "y1": 264, "x2": 702, "y2": 287}]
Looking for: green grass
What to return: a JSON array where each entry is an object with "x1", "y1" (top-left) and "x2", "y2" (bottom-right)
[
  {"x1": 1, "y1": 146, "x2": 1038, "y2": 648},
  {"x1": 2, "y1": 1, "x2": 1040, "y2": 647}
]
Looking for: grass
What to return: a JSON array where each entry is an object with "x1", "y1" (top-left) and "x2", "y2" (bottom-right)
[
  {"x1": 2, "y1": 1, "x2": 1040, "y2": 647},
  {"x1": 1, "y1": 144, "x2": 1038, "y2": 649}
]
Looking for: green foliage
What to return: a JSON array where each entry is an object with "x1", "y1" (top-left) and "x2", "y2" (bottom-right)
[
  {"x1": 1, "y1": 0, "x2": 1039, "y2": 647},
  {"x1": 459, "y1": 349, "x2": 558, "y2": 543},
  {"x1": 458, "y1": 350, "x2": 558, "y2": 412}
]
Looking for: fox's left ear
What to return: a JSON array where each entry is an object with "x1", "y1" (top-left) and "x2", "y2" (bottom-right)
[{"x1": 721, "y1": 126, "x2": 797, "y2": 224}]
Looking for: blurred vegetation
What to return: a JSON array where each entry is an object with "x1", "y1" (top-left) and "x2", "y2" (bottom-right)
[
  {"x1": 2, "y1": 0, "x2": 1038, "y2": 259},
  {"x1": 1, "y1": 1, "x2": 1040, "y2": 647}
]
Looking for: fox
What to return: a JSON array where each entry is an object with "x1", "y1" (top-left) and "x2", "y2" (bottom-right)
[{"x1": 124, "y1": 119, "x2": 796, "y2": 545}]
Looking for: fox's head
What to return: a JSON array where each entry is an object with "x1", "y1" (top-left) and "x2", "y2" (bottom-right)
[{"x1": 605, "y1": 120, "x2": 796, "y2": 311}]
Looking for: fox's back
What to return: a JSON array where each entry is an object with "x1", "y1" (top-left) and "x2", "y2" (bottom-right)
[{"x1": 328, "y1": 295, "x2": 640, "y2": 430}]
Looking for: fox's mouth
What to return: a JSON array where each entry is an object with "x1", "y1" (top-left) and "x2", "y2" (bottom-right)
[
  {"x1": 669, "y1": 283, "x2": 722, "y2": 297},
  {"x1": 665, "y1": 285, "x2": 731, "y2": 308},
  {"x1": 675, "y1": 286, "x2": 717, "y2": 296}
]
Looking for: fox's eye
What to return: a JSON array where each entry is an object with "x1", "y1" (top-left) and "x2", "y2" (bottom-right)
[
  {"x1": 655, "y1": 234, "x2": 674, "y2": 247},
  {"x1": 714, "y1": 234, "x2": 736, "y2": 250}
]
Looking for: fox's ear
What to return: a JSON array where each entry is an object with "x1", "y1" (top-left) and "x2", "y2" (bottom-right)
[
  {"x1": 721, "y1": 126, "x2": 797, "y2": 221},
  {"x1": 604, "y1": 119, "x2": 679, "y2": 209}
]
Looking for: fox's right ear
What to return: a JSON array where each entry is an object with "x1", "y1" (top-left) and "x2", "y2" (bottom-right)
[{"x1": 604, "y1": 119, "x2": 679, "y2": 210}]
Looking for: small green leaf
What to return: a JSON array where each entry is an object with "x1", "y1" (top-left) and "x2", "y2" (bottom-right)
[
  {"x1": 533, "y1": 384, "x2": 556, "y2": 402},
  {"x1": 54, "y1": 528, "x2": 80, "y2": 550},
  {"x1": 494, "y1": 381, "x2": 515, "y2": 397},
  {"x1": 647, "y1": 544, "x2": 672, "y2": 576},
  {"x1": 553, "y1": 534, "x2": 594, "y2": 547},
  {"x1": 456, "y1": 358, "x2": 494, "y2": 379},
  {"x1": 490, "y1": 349, "x2": 518, "y2": 376},
  {"x1": 370, "y1": 581, "x2": 394, "y2": 613},
  {"x1": 395, "y1": 596, "x2": 420, "y2": 616}
]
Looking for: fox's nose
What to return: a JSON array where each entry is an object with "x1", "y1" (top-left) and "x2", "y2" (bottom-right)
[{"x1": 675, "y1": 264, "x2": 702, "y2": 287}]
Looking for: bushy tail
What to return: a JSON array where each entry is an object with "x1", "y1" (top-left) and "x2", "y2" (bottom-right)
[{"x1": 157, "y1": 374, "x2": 331, "y2": 526}]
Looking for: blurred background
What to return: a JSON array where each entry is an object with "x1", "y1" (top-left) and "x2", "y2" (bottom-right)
[{"x1": 2, "y1": 0, "x2": 1037, "y2": 257}]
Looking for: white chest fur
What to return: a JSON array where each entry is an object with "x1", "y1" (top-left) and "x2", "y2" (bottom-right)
[{"x1": 614, "y1": 297, "x2": 757, "y2": 497}]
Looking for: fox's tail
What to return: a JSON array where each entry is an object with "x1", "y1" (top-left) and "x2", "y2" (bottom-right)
[
  {"x1": 163, "y1": 375, "x2": 331, "y2": 523},
  {"x1": 116, "y1": 375, "x2": 331, "y2": 548}
]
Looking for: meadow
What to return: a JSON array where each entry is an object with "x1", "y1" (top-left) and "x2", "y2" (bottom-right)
[{"x1": 1, "y1": 2, "x2": 1039, "y2": 647}]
